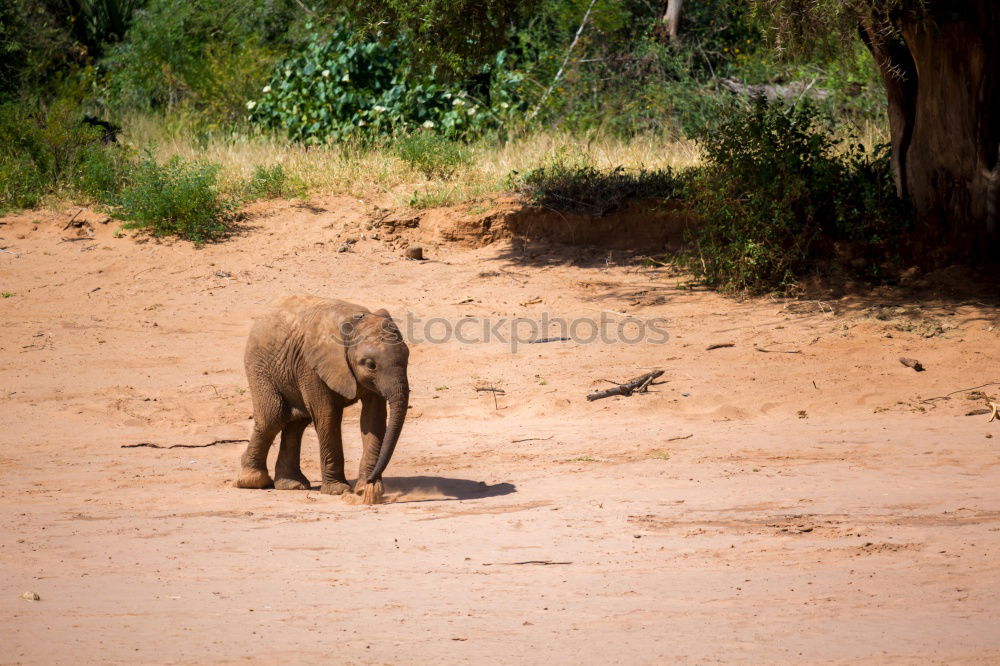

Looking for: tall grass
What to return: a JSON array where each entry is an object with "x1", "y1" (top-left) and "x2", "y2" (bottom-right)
[{"x1": 120, "y1": 114, "x2": 701, "y2": 207}]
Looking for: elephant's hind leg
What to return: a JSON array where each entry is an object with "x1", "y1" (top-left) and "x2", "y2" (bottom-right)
[
  {"x1": 237, "y1": 385, "x2": 284, "y2": 489},
  {"x1": 274, "y1": 418, "x2": 311, "y2": 490}
]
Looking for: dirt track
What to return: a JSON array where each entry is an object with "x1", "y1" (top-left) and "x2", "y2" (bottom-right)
[{"x1": 2, "y1": 197, "x2": 1000, "y2": 664}]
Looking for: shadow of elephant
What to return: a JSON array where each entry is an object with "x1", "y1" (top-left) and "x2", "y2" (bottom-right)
[{"x1": 314, "y1": 476, "x2": 517, "y2": 503}]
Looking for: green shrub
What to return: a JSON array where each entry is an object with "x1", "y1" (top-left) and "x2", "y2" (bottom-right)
[
  {"x1": 685, "y1": 96, "x2": 908, "y2": 294},
  {"x1": 240, "y1": 164, "x2": 302, "y2": 200},
  {"x1": 0, "y1": 155, "x2": 47, "y2": 212},
  {"x1": 100, "y1": 0, "x2": 301, "y2": 121},
  {"x1": 515, "y1": 157, "x2": 684, "y2": 215},
  {"x1": 117, "y1": 152, "x2": 233, "y2": 243},
  {"x1": 395, "y1": 132, "x2": 471, "y2": 179},
  {"x1": 249, "y1": 23, "x2": 524, "y2": 142},
  {"x1": 0, "y1": 100, "x2": 114, "y2": 211},
  {"x1": 75, "y1": 144, "x2": 134, "y2": 203}
]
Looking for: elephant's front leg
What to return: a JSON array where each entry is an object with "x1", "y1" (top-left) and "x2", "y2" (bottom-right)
[
  {"x1": 314, "y1": 405, "x2": 351, "y2": 495},
  {"x1": 357, "y1": 396, "x2": 387, "y2": 490}
]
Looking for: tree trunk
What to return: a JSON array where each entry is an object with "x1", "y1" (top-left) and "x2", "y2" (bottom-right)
[
  {"x1": 654, "y1": 0, "x2": 684, "y2": 44},
  {"x1": 862, "y1": 2, "x2": 1000, "y2": 263}
]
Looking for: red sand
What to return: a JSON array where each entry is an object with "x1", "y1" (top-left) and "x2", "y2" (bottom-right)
[{"x1": 2, "y1": 198, "x2": 999, "y2": 663}]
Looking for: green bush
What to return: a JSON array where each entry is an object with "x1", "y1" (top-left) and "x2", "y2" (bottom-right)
[
  {"x1": 515, "y1": 157, "x2": 684, "y2": 215},
  {"x1": 240, "y1": 164, "x2": 303, "y2": 200},
  {"x1": 395, "y1": 132, "x2": 471, "y2": 178},
  {"x1": 249, "y1": 23, "x2": 524, "y2": 142},
  {"x1": 0, "y1": 100, "x2": 111, "y2": 211},
  {"x1": 685, "y1": 96, "x2": 908, "y2": 294},
  {"x1": 100, "y1": 0, "x2": 302, "y2": 121},
  {"x1": 117, "y1": 152, "x2": 233, "y2": 243},
  {"x1": 0, "y1": 155, "x2": 47, "y2": 212},
  {"x1": 75, "y1": 143, "x2": 134, "y2": 203}
]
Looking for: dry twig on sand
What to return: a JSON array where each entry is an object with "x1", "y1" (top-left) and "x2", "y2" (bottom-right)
[
  {"x1": 475, "y1": 385, "x2": 505, "y2": 409},
  {"x1": 484, "y1": 560, "x2": 573, "y2": 566},
  {"x1": 121, "y1": 438, "x2": 249, "y2": 449},
  {"x1": 63, "y1": 208, "x2": 84, "y2": 230},
  {"x1": 587, "y1": 370, "x2": 664, "y2": 401},
  {"x1": 920, "y1": 380, "x2": 1000, "y2": 404}
]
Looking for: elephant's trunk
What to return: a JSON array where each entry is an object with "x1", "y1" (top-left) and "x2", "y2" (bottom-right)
[{"x1": 368, "y1": 386, "x2": 408, "y2": 483}]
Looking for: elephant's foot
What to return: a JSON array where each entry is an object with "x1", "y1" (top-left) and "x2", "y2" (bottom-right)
[
  {"x1": 274, "y1": 472, "x2": 310, "y2": 491},
  {"x1": 320, "y1": 480, "x2": 351, "y2": 496},
  {"x1": 236, "y1": 467, "x2": 273, "y2": 489}
]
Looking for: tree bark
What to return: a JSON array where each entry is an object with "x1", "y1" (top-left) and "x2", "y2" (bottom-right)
[
  {"x1": 654, "y1": 0, "x2": 684, "y2": 44},
  {"x1": 665, "y1": 0, "x2": 683, "y2": 43},
  {"x1": 861, "y1": 2, "x2": 1000, "y2": 262}
]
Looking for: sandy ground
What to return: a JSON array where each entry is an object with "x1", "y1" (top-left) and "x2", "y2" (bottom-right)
[{"x1": 2, "y1": 197, "x2": 1000, "y2": 664}]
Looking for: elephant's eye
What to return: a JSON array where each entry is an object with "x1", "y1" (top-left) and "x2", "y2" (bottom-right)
[{"x1": 364, "y1": 358, "x2": 376, "y2": 371}]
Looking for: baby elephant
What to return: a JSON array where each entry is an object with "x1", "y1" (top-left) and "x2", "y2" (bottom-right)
[{"x1": 237, "y1": 295, "x2": 409, "y2": 501}]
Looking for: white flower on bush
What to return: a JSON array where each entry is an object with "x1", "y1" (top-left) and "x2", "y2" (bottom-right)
[
  {"x1": 422, "y1": 120, "x2": 435, "y2": 129},
  {"x1": 467, "y1": 107, "x2": 476, "y2": 116},
  {"x1": 358, "y1": 120, "x2": 366, "y2": 127},
  {"x1": 246, "y1": 100, "x2": 256, "y2": 110},
  {"x1": 500, "y1": 102, "x2": 509, "y2": 109},
  {"x1": 284, "y1": 69, "x2": 292, "y2": 78},
  {"x1": 373, "y1": 105, "x2": 387, "y2": 113},
  {"x1": 262, "y1": 85, "x2": 271, "y2": 94},
  {"x1": 452, "y1": 98, "x2": 465, "y2": 106},
  {"x1": 322, "y1": 69, "x2": 330, "y2": 78},
  {"x1": 341, "y1": 73, "x2": 350, "y2": 82}
]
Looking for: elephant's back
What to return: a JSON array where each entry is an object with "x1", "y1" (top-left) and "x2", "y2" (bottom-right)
[
  {"x1": 243, "y1": 296, "x2": 318, "y2": 369},
  {"x1": 244, "y1": 294, "x2": 369, "y2": 362},
  {"x1": 271, "y1": 294, "x2": 369, "y2": 318}
]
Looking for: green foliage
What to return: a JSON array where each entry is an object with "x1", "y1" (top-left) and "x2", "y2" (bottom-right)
[
  {"x1": 750, "y1": 1, "x2": 916, "y2": 56},
  {"x1": 504, "y1": 0, "x2": 768, "y2": 136},
  {"x1": 407, "y1": 185, "x2": 465, "y2": 209},
  {"x1": 0, "y1": 0, "x2": 79, "y2": 100},
  {"x1": 75, "y1": 143, "x2": 134, "y2": 203},
  {"x1": 5, "y1": 0, "x2": 891, "y2": 142},
  {"x1": 0, "y1": 100, "x2": 109, "y2": 211},
  {"x1": 0, "y1": 98, "x2": 327, "y2": 230},
  {"x1": 0, "y1": 155, "x2": 47, "y2": 212},
  {"x1": 685, "y1": 96, "x2": 908, "y2": 293},
  {"x1": 241, "y1": 164, "x2": 303, "y2": 200},
  {"x1": 117, "y1": 152, "x2": 234, "y2": 243},
  {"x1": 63, "y1": 0, "x2": 141, "y2": 54},
  {"x1": 515, "y1": 157, "x2": 684, "y2": 215},
  {"x1": 394, "y1": 132, "x2": 470, "y2": 178},
  {"x1": 101, "y1": 0, "x2": 303, "y2": 121},
  {"x1": 508, "y1": 0, "x2": 886, "y2": 137},
  {"x1": 249, "y1": 24, "x2": 525, "y2": 142},
  {"x1": 338, "y1": 0, "x2": 540, "y2": 73}
]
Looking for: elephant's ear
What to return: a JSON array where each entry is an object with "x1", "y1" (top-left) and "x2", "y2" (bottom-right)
[
  {"x1": 373, "y1": 308, "x2": 402, "y2": 339},
  {"x1": 301, "y1": 303, "x2": 363, "y2": 401}
]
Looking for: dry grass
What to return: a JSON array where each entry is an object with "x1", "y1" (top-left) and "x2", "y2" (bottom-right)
[{"x1": 121, "y1": 114, "x2": 701, "y2": 208}]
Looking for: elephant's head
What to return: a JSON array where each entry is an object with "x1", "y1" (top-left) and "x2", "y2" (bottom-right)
[
  {"x1": 304, "y1": 304, "x2": 409, "y2": 484},
  {"x1": 345, "y1": 310, "x2": 409, "y2": 482}
]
